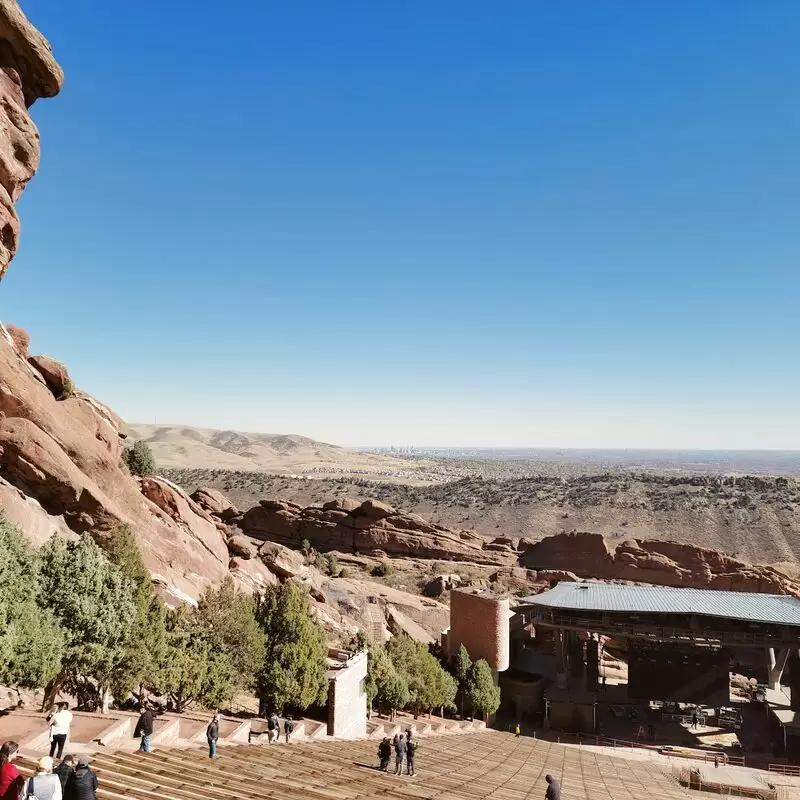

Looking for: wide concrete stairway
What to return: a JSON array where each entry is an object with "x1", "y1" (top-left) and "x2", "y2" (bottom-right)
[{"x1": 22, "y1": 730, "x2": 693, "y2": 800}]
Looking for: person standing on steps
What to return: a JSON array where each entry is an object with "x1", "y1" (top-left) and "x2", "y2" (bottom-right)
[
  {"x1": 26, "y1": 756, "x2": 62, "y2": 800},
  {"x1": 515, "y1": 723, "x2": 521, "y2": 738},
  {"x1": 71, "y1": 756, "x2": 98, "y2": 800},
  {"x1": 134, "y1": 705, "x2": 154, "y2": 753},
  {"x1": 377, "y1": 737, "x2": 391, "y2": 771},
  {"x1": 54, "y1": 755, "x2": 74, "y2": 793},
  {"x1": 405, "y1": 733, "x2": 417, "y2": 777},
  {"x1": 284, "y1": 715, "x2": 294, "y2": 743},
  {"x1": 0, "y1": 741, "x2": 24, "y2": 800},
  {"x1": 544, "y1": 774, "x2": 561, "y2": 800},
  {"x1": 268, "y1": 712, "x2": 279, "y2": 744},
  {"x1": 207, "y1": 713, "x2": 220, "y2": 759},
  {"x1": 394, "y1": 733, "x2": 407, "y2": 776},
  {"x1": 48, "y1": 702, "x2": 73, "y2": 760}
]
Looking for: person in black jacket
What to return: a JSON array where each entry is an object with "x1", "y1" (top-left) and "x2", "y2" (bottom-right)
[
  {"x1": 70, "y1": 756, "x2": 98, "y2": 800},
  {"x1": 54, "y1": 755, "x2": 74, "y2": 792},
  {"x1": 134, "y1": 706, "x2": 154, "y2": 753},
  {"x1": 377, "y1": 738, "x2": 391, "y2": 771},
  {"x1": 207, "y1": 713, "x2": 220, "y2": 759}
]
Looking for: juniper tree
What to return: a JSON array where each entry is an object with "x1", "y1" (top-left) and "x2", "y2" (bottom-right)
[
  {"x1": 452, "y1": 644, "x2": 472, "y2": 716},
  {"x1": 37, "y1": 535, "x2": 138, "y2": 710},
  {"x1": 123, "y1": 440, "x2": 156, "y2": 477},
  {"x1": 255, "y1": 582, "x2": 328, "y2": 715},
  {"x1": 464, "y1": 659, "x2": 501, "y2": 720},
  {"x1": 153, "y1": 605, "x2": 234, "y2": 712},
  {"x1": 197, "y1": 576, "x2": 265, "y2": 693},
  {"x1": 0, "y1": 517, "x2": 63, "y2": 690}
]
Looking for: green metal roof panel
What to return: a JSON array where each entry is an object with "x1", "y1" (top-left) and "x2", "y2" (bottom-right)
[{"x1": 522, "y1": 582, "x2": 800, "y2": 626}]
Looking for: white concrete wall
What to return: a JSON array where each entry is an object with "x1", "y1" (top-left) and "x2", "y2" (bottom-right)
[{"x1": 327, "y1": 651, "x2": 367, "y2": 739}]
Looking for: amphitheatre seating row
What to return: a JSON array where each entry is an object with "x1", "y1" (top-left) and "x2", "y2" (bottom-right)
[{"x1": 20, "y1": 731, "x2": 693, "y2": 800}]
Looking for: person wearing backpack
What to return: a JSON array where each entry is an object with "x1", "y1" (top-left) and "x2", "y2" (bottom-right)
[
  {"x1": 284, "y1": 715, "x2": 294, "y2": 743},
  {"x1": 70, "y1": 756, "x2": 98, "y2": 800},
  {"x1": 206, "y1": 713, "x2": 220, "y2": 759},
  {"x1": 25, "y1": 756, "x2": 62, "y2": 800},
  {"x1": 377, "y1": 737, "x2": 391, "y2": 771}
]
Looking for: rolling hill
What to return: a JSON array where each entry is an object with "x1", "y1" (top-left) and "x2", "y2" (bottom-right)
[{"x1": 126, "y1": 424, "x2": 438, "y2": 481}]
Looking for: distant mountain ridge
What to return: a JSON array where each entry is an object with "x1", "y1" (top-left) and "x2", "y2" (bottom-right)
[{"x1": 127, "y1": 424, "x2": 436, "y2": 479}]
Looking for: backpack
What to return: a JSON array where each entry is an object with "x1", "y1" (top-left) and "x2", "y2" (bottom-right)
[{"x1": 25, "y1": 777, "x2": 41, "y2": 800}]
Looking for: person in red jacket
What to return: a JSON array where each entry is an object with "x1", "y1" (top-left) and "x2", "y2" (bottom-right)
[{"x1": 0, "y1": 741, "x2": 24, "y2": 800}]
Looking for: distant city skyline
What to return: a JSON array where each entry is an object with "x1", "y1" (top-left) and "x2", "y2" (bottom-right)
[{"x1": 4, "y1": 1, "x2": 800, "y2": 450}]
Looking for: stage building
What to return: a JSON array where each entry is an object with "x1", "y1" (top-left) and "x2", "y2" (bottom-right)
[{"x1": 443, "y1": 581, "x2": 800, "y2": 756}]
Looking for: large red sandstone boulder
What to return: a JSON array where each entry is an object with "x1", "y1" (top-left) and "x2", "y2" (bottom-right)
[
  {"x1": 191, "y1": 486, "x2": 240, "y2": 521},
  {"x1": 0, "y1": 0, "x2": 63, "y2": 279},
  {"x1": 27, "y1": 355, "x2": 72, "y2": 400},
  {"x1": 227, "y1": 534, "x2": 257, "y2": 560}
]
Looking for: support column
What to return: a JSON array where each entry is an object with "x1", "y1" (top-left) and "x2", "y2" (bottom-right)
[
  {"x1": 586, "y1": 636, "x2": 599, "y2": 692},
  {"x1": 768, "y1": 647, "x2": 791, "y2": 692}
]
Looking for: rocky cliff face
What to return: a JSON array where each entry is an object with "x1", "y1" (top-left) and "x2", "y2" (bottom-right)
[
  {"x1": 0, "y1": 4, "x2": 236, "y2": 604},
  {"x1": 0, "y1": 327, "x2": 235, "y2": 602},
  {"x1": 0, "y1": 0, "x2": 62, "y2": 278},
  {"x1": 520, "y1": 531, "x2": 798, "y2": 594},
  {"x1": 240, "y1": 497, "x2": 513, "y2": 565}
]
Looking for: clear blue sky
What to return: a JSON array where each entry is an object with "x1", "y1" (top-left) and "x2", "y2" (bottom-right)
[{"x1": 3, "y1": 1, "x2": 799, "y2": 448}]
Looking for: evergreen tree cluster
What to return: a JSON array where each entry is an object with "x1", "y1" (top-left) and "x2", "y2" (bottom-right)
[
  {"x1": 122, "y1": 440, "x2": 156, "y2": 477},
  {"x1": 0, "y1": 517, "x2": 328, "y2": 715},
  {"x1": 354, "y1": 632, "x2": 500, "y2": 720}
]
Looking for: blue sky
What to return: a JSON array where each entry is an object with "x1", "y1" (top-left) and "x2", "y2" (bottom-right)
[{"x1": 3, "y1": 1, "x2": 799, "y2": 447}]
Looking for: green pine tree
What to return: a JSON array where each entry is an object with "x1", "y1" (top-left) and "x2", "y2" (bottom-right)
[
  {"x1": 123, "y1": 440, "x2": 156, "y2": 477},
  {"x1": 38, "y1": 535, "x2": 138, "y2": 709},
  {"x1": 197, "y1": 576, "x2": 265, "y2": 693},
  {"x1": 0, "y1": 517, "x2": 63, "y2": 689},
  {"x1": 453, "y1": 644, "x2": 472, "y2": 716},
  {"x1": 464, "y1": 659, "x2": 501, "y2": 720},
  {"x1": 255, "y1": 582, "x2": 328, "y2": 715},
  {"x1": 385, "y1": 633, "x2": 456, "y2": 716},
  {"x1": 153, "y1": 605, "x2": 234, "y2": 712}
]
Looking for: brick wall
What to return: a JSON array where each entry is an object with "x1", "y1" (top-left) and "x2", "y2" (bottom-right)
[
  {"x1": 327, "y1": 650, "x2": 367, "y2": 739},
  {"x1": 447, "y1": 590, "x2": 510, "y2": 672}
]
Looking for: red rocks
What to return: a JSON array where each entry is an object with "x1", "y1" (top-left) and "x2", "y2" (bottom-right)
[
  {"x1": 520, "y1": 531, "x2": 797, "y2": 595},
  {"x1": 191, "y1": 486, "x2": 240, "y2": 521},
  {"x1": 5, "y1": 323, "x2": 28, "y2": 357},
  {"x1": 0, "y1": 1, "x2": 63, "y2": 280},
  {"x1": 241, "y1": 498, "x2": 513, "y2": 565},
  {"x1": 0, "y1": 0, "x2": 64, "y2": 105},
  {"x1": 227, "y1": 534, "x2": 257, "y2": 560},
  {"x1": 28, "y1": 353, "x2": 73, "y2": 399}
]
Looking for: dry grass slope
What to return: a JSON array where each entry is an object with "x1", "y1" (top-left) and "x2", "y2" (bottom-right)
[{"x1": 127, "y1": 424, "x2": 437, "y2": 480}]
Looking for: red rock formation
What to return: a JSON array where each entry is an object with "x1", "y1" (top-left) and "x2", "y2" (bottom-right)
[
  {"x1": 0, "y1": 0, "x2": 63, "y2": 279},
  {"x1": 191, "y1": 486, "x2": 240, "y2": 521},
  {"x1": 28, "y1": 355, "x2": 72, "y2": 399},
  {"x1": 0, "y1": 326, "x2": 231, "y2": 601},
  {"x1": 520, "y1": 531, "x2": 798, "y2": 594},
  {"x1": 241, "y1": 498, "x2": 514, "y2": 565}
]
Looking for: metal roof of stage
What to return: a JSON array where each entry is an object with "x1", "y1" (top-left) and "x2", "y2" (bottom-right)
[{"x1": 522, "y1": 582, "x2": 800, "y2": 627}]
